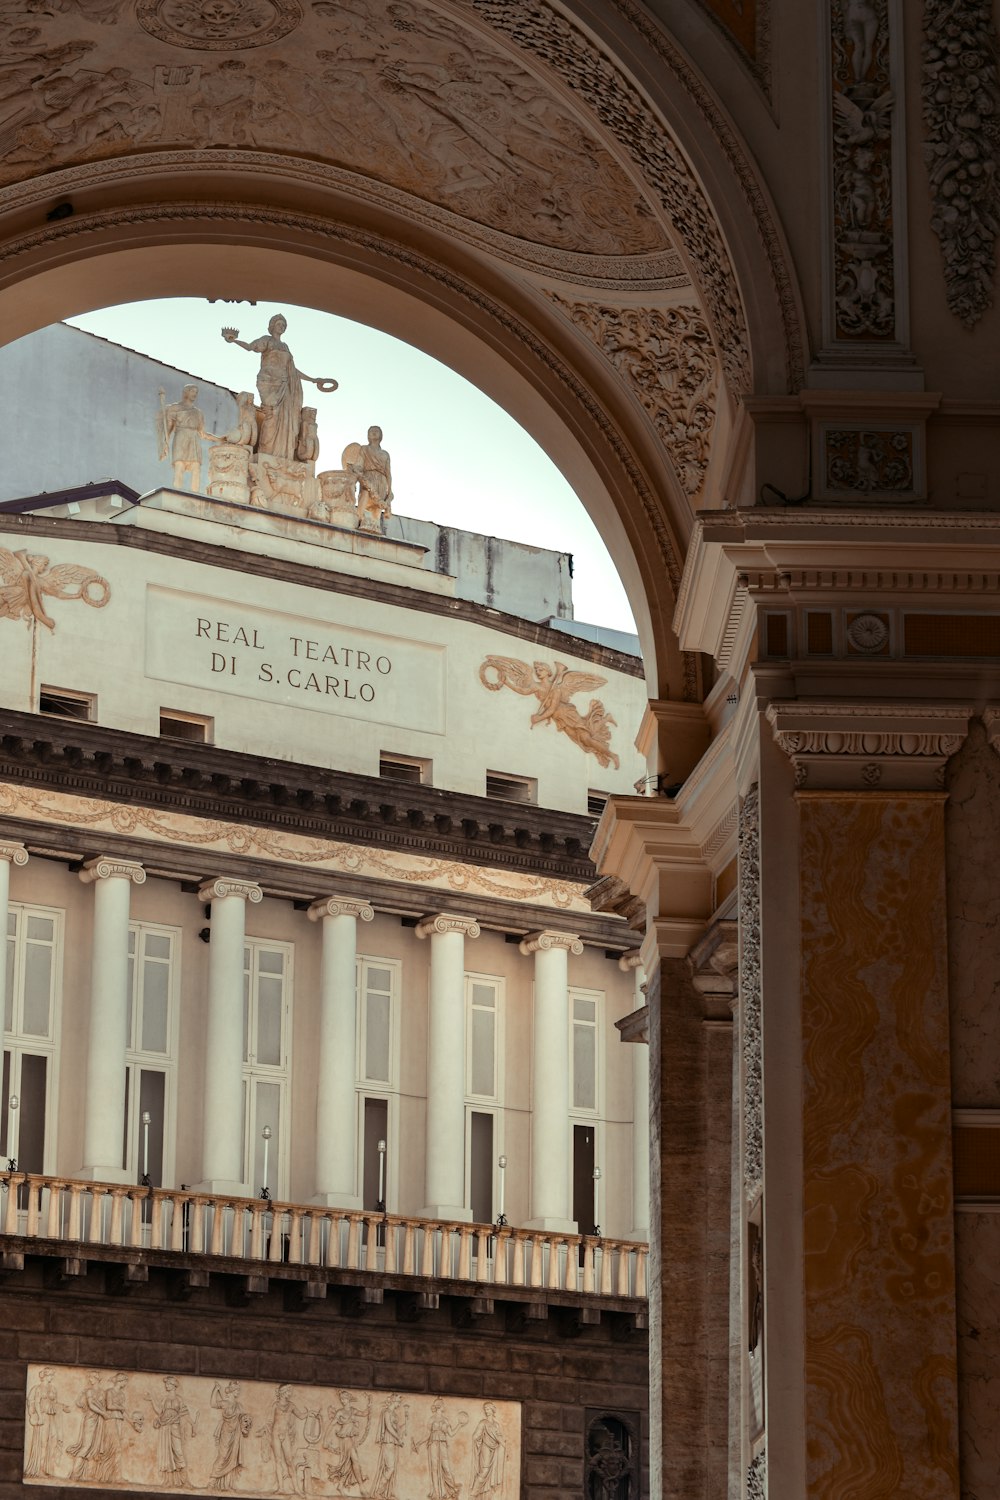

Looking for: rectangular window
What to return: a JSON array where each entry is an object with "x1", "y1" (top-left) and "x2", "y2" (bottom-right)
[
  {"x1": 465, "y1": 975, "x2": 500, "y2": 1101},
  {"x1": 570, "y1": 989, "x2": 600, "y2": 1115},
  {"x1": 485, "y1": 771, "x2": 537, "y2": 804},
  {"x1": 362, "y1": 1097, "x2": 389, "y2": 1212},
  {"x1": 357, "y1": 958, "x2": 397, "y2": 1087},
  {"x1": 38, "y1": 687, "x2": 95, "y2": 721},
  {"x1": 242, "y1": 940, "x2": 292, "y2": 1196},
  {"x1": 2, "y1": 904, "x2": 61, "y2": 1174},
  {"x1": 379, "y1": 753, "x2": 431, "y2": 785},
  {"x1": 159, "y1": 709, "x2": 212, "y2": 743},
  {"x1": 123, "y1": 923, "x2": 178, "y2": 1184}
]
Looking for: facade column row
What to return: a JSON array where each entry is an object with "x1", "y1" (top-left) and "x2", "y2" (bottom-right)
[
  {"x1": 309, "y1": 895, "x2": 374, "y2": 1209},
  {"x1": 521, "y1": 929, "x2": 584, "y2": 1232},
  {"x1": 417, "y1": 912, "x2": 481, "y2": 1221}
]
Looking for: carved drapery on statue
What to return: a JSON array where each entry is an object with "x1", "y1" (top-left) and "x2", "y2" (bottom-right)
[{"x1": 479, "y1": 656, "x2": 620, "y2": 769}]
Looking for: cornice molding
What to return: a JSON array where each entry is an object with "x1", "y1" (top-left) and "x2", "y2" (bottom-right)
[
  {"x1": 198, "y1": 878, "x2": 264, "y2": 905},
  {"x1": 307, "y1": 897, "x2": 375, "y2": 924},
  {"x1": 416, "y1": 913, "x2": 481, "y2": 940},
  {"x1": 766, "y1": 702, "x2": 973, "y2": 790},
  {"x1": 79, "y1": 855, "x2": 146, "y2": 886},
  {"x1": 519, "y1": 930, "x2": 584, "y2": 956}
]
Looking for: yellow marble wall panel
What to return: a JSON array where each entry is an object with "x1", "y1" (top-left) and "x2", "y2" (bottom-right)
[{"x1": 799, "y1": 793, "x2": 959, "y2": 1500}]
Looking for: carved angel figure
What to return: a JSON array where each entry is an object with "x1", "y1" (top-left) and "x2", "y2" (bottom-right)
[
  {"x1": 0, "y1": 549, "x2": 110, "y2": 632},
  {"x1": 832, "y1": 89, "x2": 893, "y2": 147},
  {"x1": 479, "y1": 656, "x2": 620, "y2": 770}
]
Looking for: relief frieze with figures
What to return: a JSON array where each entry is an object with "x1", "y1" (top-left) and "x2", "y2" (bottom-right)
[
  {"x1": 0, "y1": 0, "x2": 665, "y2": 258},
  {"x1": 22, "y1": 1364, "x2": 519, "y2": 1500}
]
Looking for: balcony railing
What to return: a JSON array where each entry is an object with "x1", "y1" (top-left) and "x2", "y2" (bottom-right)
[{"x1": 0, "y1": 1173, "x2": 647, "y2": 1300}]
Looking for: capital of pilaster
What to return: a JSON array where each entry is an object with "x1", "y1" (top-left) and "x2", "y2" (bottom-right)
[
  {"x1": 80, "y1": 855, "x2": 146, "y2": 886},
  {"x1": 308, "y1": 896, "x2": 374, "y2": 923},
  {"x1": 983, "y1": 707, "x2": 1000, "y2": 758},
  {"x1": 519, "y1": 930, "x2": 584, "y2": 956},
  {"x1": 0, "y1": 842, "x2": 28, "y2": 867},
  {"x1": 415, "y1": 912, "x2": 480, "y2": 940},
  {"x1": 766, "y1": 702, "x2": 973, "y2": 791},
  {"x1": 198, "y1": 878, "x2": 263, "y2": 905}
]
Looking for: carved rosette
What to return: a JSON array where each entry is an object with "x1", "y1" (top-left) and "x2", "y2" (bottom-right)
[
  {"x1": 922, "y1": 1, "x2": 1000, "y2": 327},
  {"x1": 737, "y1": 786, "x2": 763, "y2": 1204},
  {"x1": 829, "y1": 0, "x2": 896, "y2": 341},
  {"x1": 197, "y1": 878, "x2": 263, "y2": 904},
  {"x1": 767, "y1": 703, "x2": 971, "y2": 791},
  {"x1": 415, "y1": 913, "x2": 481, "y2": 940},
  {"x1": 136, "y1": 0, "x2": 303, "y2": 50},
  {"x1": 80, "y1": 856, "x2": 146, "y2": 885},
  {"x1": 550, "y1": 299, "x2": 719, "y2": 499},
  {"x1": 307, "y1": 897, "x2": 375, "y2": 923},
  {"x1": 0, "y1": 842, "x2": 29, "y2": 867},
  {"x1": 519, "y1": 930, "x2": 584, "y2": 955}
]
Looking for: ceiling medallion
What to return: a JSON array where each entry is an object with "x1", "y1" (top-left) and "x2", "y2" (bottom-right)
[{"x1": 136, "y1": 0, "x2": 303, "y2": 50}]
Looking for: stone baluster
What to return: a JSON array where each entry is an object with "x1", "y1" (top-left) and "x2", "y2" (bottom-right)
[
  {"x1": 308, "y1": 896, "x2": 374, "y2": 1207},
  {"x1": 197, "y1": 878, "x2": 263, "y2": 1192},
  {"x1": 78, "y1": 856, "x2": 146, "y2": 1181},
  {"x1": 416, "y1": 913, "x2": 480, "y2": 1220},
  {"x1": 520, "y1": 929, "x2": 583, "y2": 1231}
]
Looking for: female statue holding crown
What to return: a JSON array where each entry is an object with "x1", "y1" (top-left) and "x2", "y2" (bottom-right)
[{"x1": 221, "y1": 313, "x2": 337, "y2": 462}]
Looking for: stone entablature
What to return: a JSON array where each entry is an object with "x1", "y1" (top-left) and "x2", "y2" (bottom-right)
[{"x1": 766, "y1": 702, "x2": 971, "y2": 791}]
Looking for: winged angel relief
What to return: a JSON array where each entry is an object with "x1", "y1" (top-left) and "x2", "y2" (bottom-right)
[
  {"x1": 479, "y1": 657, "x2": 620, "y2": 770},
  {"x1": 0, "y1": 549, "x2": 110, "y2": 631}
]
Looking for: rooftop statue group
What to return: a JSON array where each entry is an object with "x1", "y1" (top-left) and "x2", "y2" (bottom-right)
[{"x1": 155, "y1": 313, "x2": 393, "y2": 535}]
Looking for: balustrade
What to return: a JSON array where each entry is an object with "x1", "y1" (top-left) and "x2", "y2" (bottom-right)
[{"x1": 0, "y1": 1173, "x2": 647, "y2": 1300}]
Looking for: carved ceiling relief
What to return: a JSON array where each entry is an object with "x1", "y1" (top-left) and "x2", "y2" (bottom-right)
[
  {"x1": 830, "y1": 0, "x2": 897, "y2": 341},
  {"x1": 549, "y1": 298, "x2": 719, "y2": 500},
  {"x1": 922, "y1": 0, "x2": 1000, "y2": 328},
  {"x1": 0, "y1": 0, "x2": 665, "y2": 259}
]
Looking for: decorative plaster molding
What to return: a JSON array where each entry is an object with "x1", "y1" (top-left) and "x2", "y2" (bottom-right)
[
  {"x1": 307, "y1": 897, "x2": 374, "y2": 923},
  {"x1": 766, "y1": 702, "x2": 972, "y2": 790},
  {"x1": 686, "y1": 0, "x2": 771, "y2": 93},
  {"x1": 0, "y1": 841, "x2": 29, "y2": 866},
  {"x1": 922, "y1": 0, "x2": 1000, "y2": 327},
  {"x1": 982, "y1": 707, "x2": 1000, "y2": 758},
  {"x1": 416, "y1": 913, "x2": 481, "y2": 940},
  {"x1": 197, "y1": 878, "x2": 263, "y2": 904},
  {"x1": 737, "y1": 786, "x2": 763, "y2": 1204},
  {"x1": 0, "y1": 548, "x2": 110, "y2": 632},
  {"x1": 550, "y1": 298, "x2": 719, "y2": 500},
  {"x1": 79, "y1": 856, "x2": 146, "y2": 885},
  {"x1": 519, "y1": 930, "x2": 584, "y2": 955},
  {"x1": 823, "y1": 426, "x2": 914, "y2": 498}
]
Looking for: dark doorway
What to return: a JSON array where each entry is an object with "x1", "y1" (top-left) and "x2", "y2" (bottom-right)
[{"x1": 573, "y1": 1122, "x2": 596, "y2": 1234}]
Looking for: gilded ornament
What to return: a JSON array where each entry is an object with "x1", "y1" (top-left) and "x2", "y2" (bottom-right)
[
  {"x1": 0, "y1": 548, "x2": 110, "y2": 632},
  {"x1": 479, "y1": 656, "x2": 620, "y2": 770}
]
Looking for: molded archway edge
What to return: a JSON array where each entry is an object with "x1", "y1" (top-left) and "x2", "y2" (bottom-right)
[{"x1": 0, "y1": 178, "x2": 692, "y2": 696}]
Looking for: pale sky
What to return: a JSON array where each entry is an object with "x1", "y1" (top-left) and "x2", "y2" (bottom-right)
[{"x1": 66, "y1": 299, "x2": 637, "y2": 635}]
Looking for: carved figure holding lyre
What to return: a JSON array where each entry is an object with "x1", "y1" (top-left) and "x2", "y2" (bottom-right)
[
  {"x1": 221, "y1": 314, "x2": 337, "y2": 462},
  {"x1": 157, "y1": 384, "x2": 220, "y2": 492}
]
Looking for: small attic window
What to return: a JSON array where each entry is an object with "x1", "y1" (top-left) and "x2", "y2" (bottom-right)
[
  {"x1": 38, "y1": 686, "x2": 94, "y2": 721},
  {"x1": 486, "y1": 771, "x2": 537, "y2": 804},
  {"x1": 379, "y1": 753, "x2": 431, "y2": 785},
  {"x1": 587, "y1": 790, "x2": 609, "y2": 818},
  {"x1": 160, "y1": 710, "x2": 212, "y2": 744}
]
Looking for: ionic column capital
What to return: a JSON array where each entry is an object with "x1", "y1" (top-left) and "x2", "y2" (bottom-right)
[
  {"x1": 618, "y1": 952, "x2": 644, "y2": 973},
  {"x1": 767, "y1": 702, "x2": 974, "y2": 791},
  {"x1": 0, "y1": 842, "x2": 28, "y2": 867},
  {"x1": 416, "y1": 912, "x2": 480, "y2": 940},
  {"x1": 519, "y1": 930, "x2": 584, "y2": 956},
  {"x1": 308, "y1": 896, "x2": 374, "y2": 923},
  {"x1": 198, "y1": 878, "x2": 263, "y2": 904},
  {"x1": 80, "y1": 855, "x2": 146, "y2": 886}
]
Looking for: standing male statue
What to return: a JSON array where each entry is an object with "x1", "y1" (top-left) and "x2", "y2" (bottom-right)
[
  {"x1": 221, "y1": 313, "x2": 338, "y2": 462},
  {"x1": 156, "y1": 384, "x2": 219, "y2": 492}
]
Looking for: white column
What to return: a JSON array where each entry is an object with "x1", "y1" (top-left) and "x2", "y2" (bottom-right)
[
  {"x1": 416, "y1": 912, "x2": 480, "y2": 1221},
  {"x1": 621, "y1": 953, "x2": 650, "y2": 1241},
  {"x1": 0, "y1": 842, "x2": 28, "y2": 1033},
  {"x1": 521, "y1": 929, "x2": 583, "y2": 1232},
  {"x1": 197, "y1": 877, "x2": 262, "y2": 1193},
  {"x1": 78, "y1": 855, "x2": 146, "y2": 1182},
  {"x1": 308, "y1": 895, "x2": 374, "y2": 1207}
]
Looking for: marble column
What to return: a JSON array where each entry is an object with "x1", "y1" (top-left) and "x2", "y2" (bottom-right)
[
  {"x1": 520, "y1": 929, "x2": 583, "y2": 1232},
  {"x1": 620, "y1": 953, "x2": 650, "y2": 1241},
  {"x1": 308, "y1": 895, "x2": 374, "y2": 1207},
  {"x1": 0, "y1": 841, "x2": 28, "y2": 1032},
  {"x1": 78, "y1": 855, "x2": 146, "y2": 1182},
  {"x1": 416, "y1": 912, "x2": 480, "y2": 1221},
  {"x1": 198, "y1": 877, "x2": 263, "y2": 1193}
]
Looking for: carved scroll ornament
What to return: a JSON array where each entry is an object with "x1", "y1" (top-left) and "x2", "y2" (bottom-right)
[
  {"x1": 0, "y1": 548, "x2": 110, "y2": 632},
  {"x1": 479, "y1": 656, "x2": 620, "y2": 770}
]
